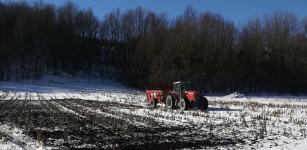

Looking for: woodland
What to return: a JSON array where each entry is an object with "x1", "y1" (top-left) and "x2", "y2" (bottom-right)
[{"x1": 1, "y1": 1, "x2": 307, "y2": 93}]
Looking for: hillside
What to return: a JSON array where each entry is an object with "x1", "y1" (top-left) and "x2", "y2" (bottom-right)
[{"x1": 1, "y1": 1, "x2": 307, "y2": 93}]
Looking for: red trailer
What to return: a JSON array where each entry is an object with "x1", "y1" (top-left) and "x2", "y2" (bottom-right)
[{"x1": 146, "y1": 87, "x2": 173, "y2": 108}]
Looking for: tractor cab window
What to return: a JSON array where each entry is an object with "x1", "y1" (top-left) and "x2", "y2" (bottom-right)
[
  {"x1": 182, "y1": 83, "x2": 192, "y2": 91},
  {"x1": 174, "y1": 84, "x2": 181, "y2": 95},
  {"x1": 174, "y1": 82, "x2": 192, "y2": 98}
]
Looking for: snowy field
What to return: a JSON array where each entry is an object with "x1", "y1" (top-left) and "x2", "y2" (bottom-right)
[{"x1": 1, "y1": 77, "x2": 307, "y2": 149}]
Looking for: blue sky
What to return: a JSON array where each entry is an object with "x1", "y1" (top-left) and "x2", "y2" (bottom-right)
[{"x1": 25, "y1": 0, "x2": 307, "y2": 25}]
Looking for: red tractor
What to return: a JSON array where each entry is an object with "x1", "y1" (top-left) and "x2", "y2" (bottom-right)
[{"x1": 146, "y1": 81, "x2": 208, "y2": 110}]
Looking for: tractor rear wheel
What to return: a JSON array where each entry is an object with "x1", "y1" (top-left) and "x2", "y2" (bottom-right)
[
  {"x1": 166, "y1": 95, "x2": 174, "y2": 109},
  {"x1": 179, "y1": 98, "x2": 189, "y2": 110},
  {"x1": 199, "y1": 96, "x2": 208, "y2": 110},
  {"x1": 150, "y1": 98, "x2": 157, "y2": 108}
]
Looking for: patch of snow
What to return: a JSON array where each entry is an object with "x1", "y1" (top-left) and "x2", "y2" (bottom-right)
[
  {"x1": 0, "y1": 123, "x2": 44, "y2": 150},
  {"x1": 225, "y1": 91, "x2": 245, "y2": 98}
]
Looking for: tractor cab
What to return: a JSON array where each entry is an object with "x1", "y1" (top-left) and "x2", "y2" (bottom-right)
[{"x1": 173, "y1": 81, "x2": 192, "y2": 99}]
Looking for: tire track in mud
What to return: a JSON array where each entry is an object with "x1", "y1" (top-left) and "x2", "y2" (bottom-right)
[
  {"x1": 0, "y1": 100, "x2": 21, "y2": 123},
  {"x1": 53, "y1": 99, "x2": 246, "y2": 149},
  {"x1": 56, "y1": 99, "x2": 207, "y2": 149},
  {"x1": 0, "y1": 92, "x2": 20, "y2": 112},
  {"x1": 60, "y1": 99, "x2": 160, "y2": 128},
  {"x1": 0, "y1": 99, "x2": 246, "y2": 149}
]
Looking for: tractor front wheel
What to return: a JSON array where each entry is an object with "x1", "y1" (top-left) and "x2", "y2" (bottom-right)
[
  {"x1": 166, "y1": 95, "x2": 174, "y2": 109},
  {"x1": 179, "y1": 98, "x2": 189, "y2": 110}
]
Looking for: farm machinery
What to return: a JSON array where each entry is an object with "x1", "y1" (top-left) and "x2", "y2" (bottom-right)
[{"x1": 146, "y1": 81, "x2": 208, "y2": 110}]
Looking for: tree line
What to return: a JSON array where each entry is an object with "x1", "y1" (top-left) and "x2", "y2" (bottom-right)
[{"x1": 1, "y1": 1, "x2": 307, "y2": 93}]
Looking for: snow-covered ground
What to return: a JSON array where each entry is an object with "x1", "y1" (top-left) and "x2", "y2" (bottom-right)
[{"x1": 1, "y1": 76, "x2": 307, "y2": 149}]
